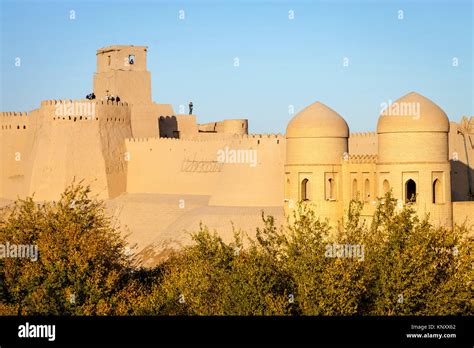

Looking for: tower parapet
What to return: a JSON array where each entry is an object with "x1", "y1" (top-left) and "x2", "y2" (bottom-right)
[{"x1": 93, "y1": 45, "x2": 152, "y2": 105}]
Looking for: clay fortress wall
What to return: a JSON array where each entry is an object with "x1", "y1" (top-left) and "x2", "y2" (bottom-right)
[
  {"x1": 1, "y1": 45, "x2": 473, "y2": 232},
  {"x1": 0, "y1": 102, "x2": 286, "y2": 207},
  {"x1": 126, "y1": 133, "x2": 285, "y2": 207},
  {"x1": 0, "y1": 45, "x2": 287, "y2": 209},
  {"x1": 1, "y1": 100, "x2": 132, "y2": 200}
]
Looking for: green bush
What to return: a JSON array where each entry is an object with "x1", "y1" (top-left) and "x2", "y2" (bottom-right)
[
  {"x1": 1, "y1": 185, "x2": 472, "y2": 316},
  {"x1": 0, "y1": 184, "x2": 131, "y2": 315}
]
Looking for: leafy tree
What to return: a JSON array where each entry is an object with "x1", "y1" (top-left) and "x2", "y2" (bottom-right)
[
  {"x1": 0, "y1": 184, "x2": 132, "y2": 315},
  {"x1": 140, "y1": 225, "x2": 291, "y2": 315},
  {"x1": 361, "y1": 192, "x2": 473, "y2": 315},
  {"x1": 1, "y1": 185, "x2": 471, "y2": 316}
]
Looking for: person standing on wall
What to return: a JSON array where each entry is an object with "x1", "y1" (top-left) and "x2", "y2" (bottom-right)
[{"x1": 189, "y1": 101, "x2": 193, "y2": 115}]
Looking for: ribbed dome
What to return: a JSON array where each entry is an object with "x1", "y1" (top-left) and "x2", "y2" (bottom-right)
[
  {"x1": 377, "y1": 92, "x2": 449, "y2": 133},
  {"x1": 286, "y1": 102, "x2": 349, "y2": 138}
]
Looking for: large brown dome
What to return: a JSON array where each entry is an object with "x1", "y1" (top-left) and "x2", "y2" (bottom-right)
[
  {"x1": 286, "y1": 101, "x2": 349, "y2": 138},
  {"x1": 377, "y1": 92, "x2": 449, "y2": 134}
]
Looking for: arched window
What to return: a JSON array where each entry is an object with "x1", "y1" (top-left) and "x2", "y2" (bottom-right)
[
  {"x1": 301, "y1": 179, "x2": 310, "y2": 201},
  {"x1": 433, "y1": 179, "x2": 443, "y2": 203},
  {"x1": 405, "y1": 179, "x2": 417, "y2": 203},
  {"x1": 383, "y1": 180, "x2": 390, "y2": 195},
  {"x1": 325, "y1": 177, "x2": 336, "y2": 200},
  {"x1": 364, "y1": 179, "x2": 370, "y2": 202},
  {"x1": 328, "y1": 178, "x2": 335, "y2": 200},
  {"x1": 352, "y1": 178, "x2": 358, "y2": 200}
]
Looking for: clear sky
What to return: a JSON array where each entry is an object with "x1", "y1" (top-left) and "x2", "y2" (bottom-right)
[{"x1": 1, "y1": 0, "x2": 472, "y2": 133}]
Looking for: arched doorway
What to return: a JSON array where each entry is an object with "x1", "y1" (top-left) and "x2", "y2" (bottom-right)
[
  {"x1": 433, "y1": 179, "x2": 442, "y2": 203},
  {"x1": 326, "y1": 178, "x2": 336, "y2": 200},
  {"x1": 301, "y1": 179, "x2": 310, "y2": 201},
  {"x1": 352, "y1": 178, "x2": 358, "y2": 200},
  {"x1": 405, "y1": 179, "x2": 417, "y2": 203},
  {"x1": 364, "y1": 179, "x2": 370, "y2": 202},
  {"x1": 383, "y1": 179, "x2": 390, "y2": 195}
]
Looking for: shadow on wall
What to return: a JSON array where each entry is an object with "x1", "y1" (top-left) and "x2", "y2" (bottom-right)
[
  {"x1": 159, "y1": 116, "x2": 178, "y2": 138},
  {"x1": 451, "y1": 160, "x2": 474, "y2": 202}
]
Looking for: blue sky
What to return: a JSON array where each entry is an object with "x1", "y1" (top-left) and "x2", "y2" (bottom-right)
[{"x1": 1, "y1": 0, "x2": 472, "y2": 133}]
